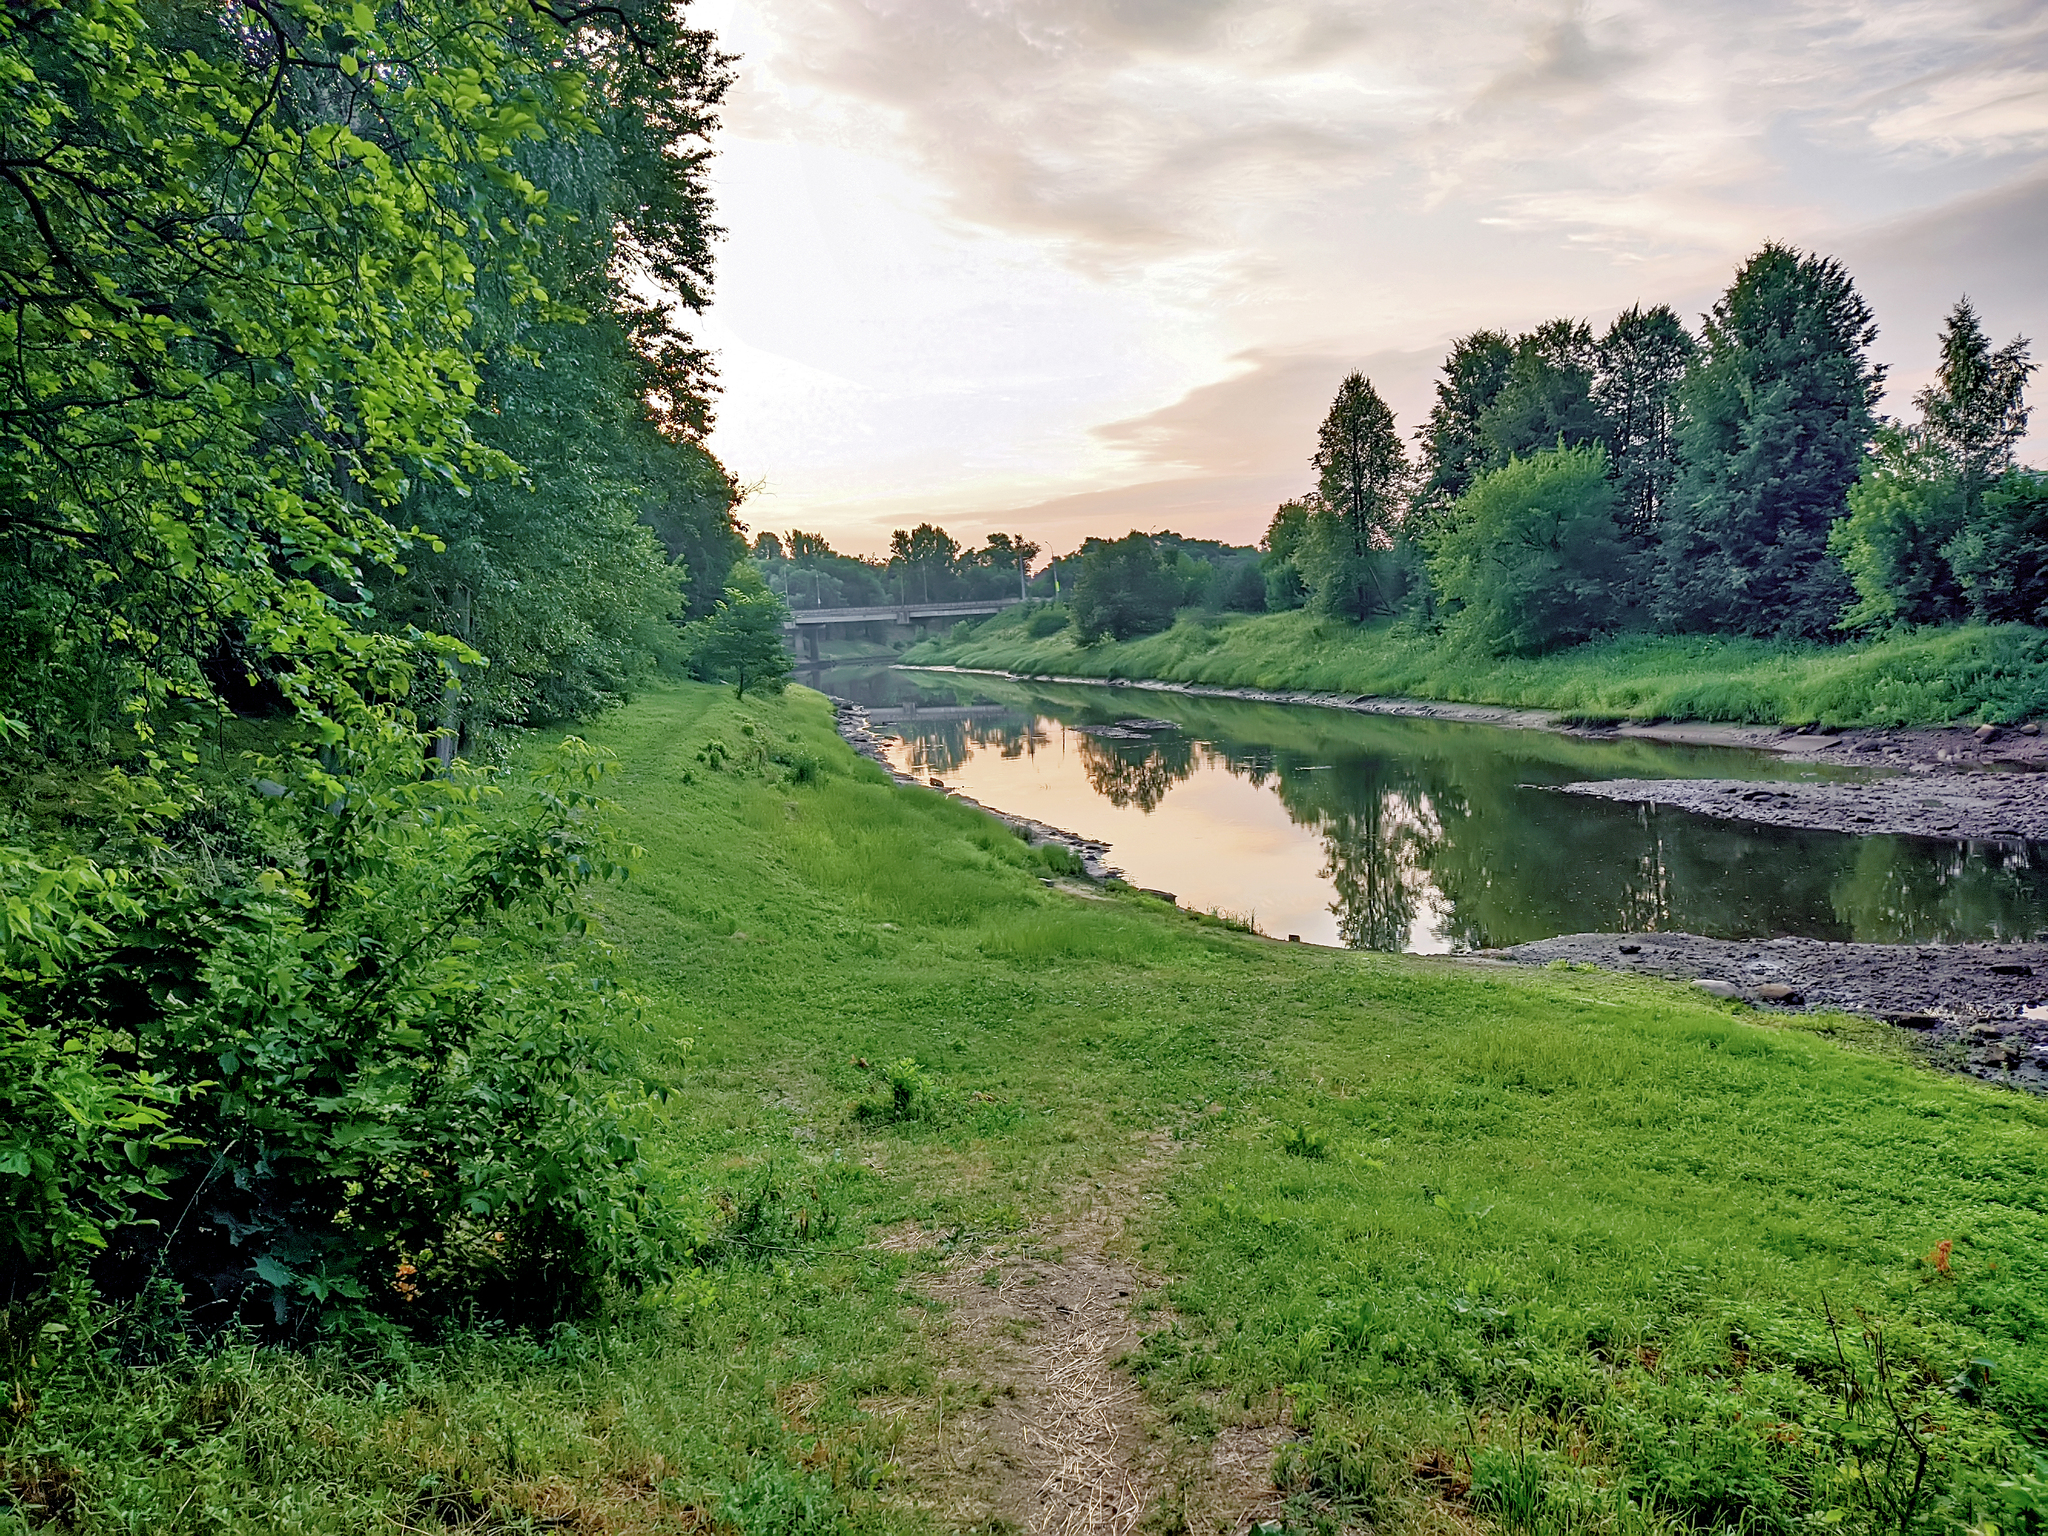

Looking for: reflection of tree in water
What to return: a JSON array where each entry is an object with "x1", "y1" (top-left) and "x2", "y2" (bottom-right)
[
  {"x1": 892, "y1": 714, "x2": 1045, "y2": 777},
  {"x1": 1269, "y1": 759, "x2": 1444, "y2": 951},
  {"x1": 1829, "y1": 835, "x2": 2048, "y2": 943},
  {"x1": 1075, "y1": 731, "x2": 1196, "y2": 812}
]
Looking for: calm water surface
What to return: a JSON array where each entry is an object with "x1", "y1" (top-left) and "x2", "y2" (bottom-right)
[{"x1": 806, "y1": 661, "x2": 2048, "y2": 952}]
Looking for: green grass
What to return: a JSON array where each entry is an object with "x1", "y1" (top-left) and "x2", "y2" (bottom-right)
[
  {"x1": 10, "y1": 681, "x2": 2048, "y2": 1534},
  {"x1": 904, "y1": 607, "x2": 2048, "y2": 727}
]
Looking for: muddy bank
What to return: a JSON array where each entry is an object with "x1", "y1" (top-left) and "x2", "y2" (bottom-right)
[
  {"x1": 900, "y1": 664, "x2": 2048, "y2": 773},
  {"x1": 1558, "y1": 773, "x2": 2048, "y2": 842},
  {"x1": 1490, "y1": 931, "x2": 2048, "y2": 1089},
  {"x1": 830, "y1": 698, "x2": 1122, "y2": 881}
]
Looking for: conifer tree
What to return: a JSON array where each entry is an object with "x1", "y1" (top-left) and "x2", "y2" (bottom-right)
[
  {"x1": 1594, "y1": 305, "x2": 1696, "y2": 547},
  {"x1": 1298, "y1": 374, "x2": 1409, "y2": 620},
  {"x1": 1915, "y1": 298, "x2": 2034, "y2": 518},
  {"x1": 1658, "y1": 245, "x2": 1883, "y2": 639},
  {"x1": 1411, "y1": 332, "x2": 1514, "y2": 534}
]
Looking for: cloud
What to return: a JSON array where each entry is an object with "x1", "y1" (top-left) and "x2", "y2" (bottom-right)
[{"x1": 699, "y1": 0, "x2": 2048, "y2": 549}]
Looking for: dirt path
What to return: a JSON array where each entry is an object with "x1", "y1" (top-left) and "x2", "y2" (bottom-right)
[{"x1": 875, "y1": 1135, "x2": 1295, "y2": 1535}]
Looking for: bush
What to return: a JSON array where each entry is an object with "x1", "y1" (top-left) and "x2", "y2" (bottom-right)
[
  {"x1": 1024, "y1": 605, "x2": 1071, "y2": 639},
  {"x1": 1947, "y1": 470, "x2": 2048, "y2": 626},
  {"x1": 1429, "y1": 443, "x2": 1629, "y2": 655},
  {"x1": 1, "y1": 720, "x2": 696, "y2": 1335},
  {"x1": 1831, "y1": 428, "x2": 1968, "y2": 630},
  {"x1": 1069, "y1": 533, "x2": 1187, "y2": 642}
]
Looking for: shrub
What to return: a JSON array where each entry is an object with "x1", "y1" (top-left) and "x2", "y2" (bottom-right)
[
  {"x1": 1429, "y1": 443, "x2": 1629, "y2": 655},
  {"x1": 1024, "y1": 605, "x2": 1071, "y2": 638},
  {"x1": 1946, "y1": 470, "x2": 2048, "y2": 626},
  {"x1": 1, "y1": 719, "x2": 696, "y2": 1335}
]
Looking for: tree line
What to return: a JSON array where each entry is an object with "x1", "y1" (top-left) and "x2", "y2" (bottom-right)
[
  {"x1": 1268, "y1": 245, "x2": 2041, "y2": 654},
  {"x1": 1, "y1": 2, "x2": 755, "y2": 1338}
]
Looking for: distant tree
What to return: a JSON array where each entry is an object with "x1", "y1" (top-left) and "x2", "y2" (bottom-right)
[
  {"x1": 1594, "y1": 305, "x2": 1696, "y2": 548},
  {"x1": 1945, "y1": 471, "x2": 2048, "y2": 626},
  {"x1": 1429, "y1": 443, "x2": 1628, "y2": 655},
  {"x1": 1412, "y1": 332, "x2": 1515, "y2": 536},
  {"x1": 1069, "y1": 533, "x2": 1184, "y2": 641},
  {"x1": 686, "y1": 584, "x2": 793, "y2": 698},
  {"x1": 786, "y1": 530, "x2": 835, "y2": 559},
  {"x1": 1478, "y1": 320, "x2": 1610, "y2": 467},
  {"x1": 1658, "y1": 245, "x2": 1884, "y2": 639},
  {"x1": 1298, "y1": 374, "x2": 1408, "y2": 620},
  {"x1": 1260, "y1": 499, "x2": 1313, "y2": 611},
  {"x1": 961, "y1": 532, "x2": 1042, "y2": 598},
  {"x1": 1916, "y1": 298, "x2": 2035, "y2": 520},
  {"x1": 888, "y1": 524, "x2": 962, "y2": 602},
  {"x1": 752, "y1": 531, "x2": 785, "y2": 562}
]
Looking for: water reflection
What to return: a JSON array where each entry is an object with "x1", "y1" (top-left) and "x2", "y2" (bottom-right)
[{"x1": 816, "y1": 664, "x2": 2048, "y2": 951}]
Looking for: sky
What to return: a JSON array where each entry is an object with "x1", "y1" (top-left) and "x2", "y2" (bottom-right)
[{"x1": 685, "y1": 0, "x2": 2048, "y2": 559}]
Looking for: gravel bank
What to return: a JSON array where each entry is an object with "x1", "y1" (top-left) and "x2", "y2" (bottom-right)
[
  {"x1": 1557, "y1": 774, "x2": 2048, "y2": 842},
  {"x1": 1492, "y1": 931, "x2": 2048, "y2": 1089}
]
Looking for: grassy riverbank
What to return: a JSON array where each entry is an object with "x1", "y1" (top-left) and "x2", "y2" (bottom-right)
[
  {"x1": 16, "y1": 681, "x2": 2048, "y2": 1534},
  {"x1": 905, "y1": 609, "x2": 2048, "y2": 727}
]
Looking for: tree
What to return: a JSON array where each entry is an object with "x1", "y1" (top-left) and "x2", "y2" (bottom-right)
[
  {"x1": 888, "y1": 524, "x2": 962, "y2": 602},
  {"x1": 1830, "y1": 429, "x2": 1969, "y2": 630},
  {"x1": 687, "y1": 585, "x2": 793, "y2": 698},
  {"x1": 1478, "y1": 320, "x2": 1610, "y2": 466},
  {"x1": 1412, "y1": 332, "x2": 1515, "y2": 539},
  {"x1": 1944, "y1": 471, "x2": 2048, "y2": 626},
  {"x1": 1297, "y1": 374, "x2": 1408, "y2": 620},
  {"x1": 1428, "y1": 444, "x2": 1628, "y2": 655},
  {"x1": 1594, "y1": 305, "x2": 1696, "y2": 548},
  {"x1": 1658, "y1": 245, "x2": 1884, "y2": 639},
  {"x1": 1069, "y1": 533, "x2": 1185, "y2": 641},
  {"x1": 1915, "y1": 298, "x2": 2035, "y2": 520},
  {"x1": 1261, "y1": 500, "x2": 1313, "y2": 611}
]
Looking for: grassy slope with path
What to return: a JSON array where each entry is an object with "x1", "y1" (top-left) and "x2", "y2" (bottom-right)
[
  {"x1": 22, "y1": 681, "x2": 2048, "y2": 1534},
  {"x1": 904, "y1": 608, "x2": 2048, "y2": 728}
]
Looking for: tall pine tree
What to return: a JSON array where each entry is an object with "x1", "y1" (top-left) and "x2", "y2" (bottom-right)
[
  {"x1": 1593, "y1": 304, "x2": 1695, "y2": 549},
  {"x1": 1658, "y1": 245, "x2": 1883, "y2": 639},
  {"x1": 1411, "y1": 331, "x2": 1514, "y2": 536},
  {"x1": 1298, "y1": 374, "x2": 1409, "y2": 620}
]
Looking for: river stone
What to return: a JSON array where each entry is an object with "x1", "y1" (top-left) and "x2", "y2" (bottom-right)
[
  {"x1": 1694, "y1": 979, "x2": 1742, "y2": 999},
  {"x1": 1975, "y1": 724, "x2": 2001, "y2": 743},
  {"x1": 1753, "y1": 983, "x2": 1803, "y2": 1003}
]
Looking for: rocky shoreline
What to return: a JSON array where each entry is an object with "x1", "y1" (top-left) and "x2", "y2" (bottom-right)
[
  {"x1": 830, "y1": 698, "x2": 1123, "y2": 881},
  {"x1": 1488, "y1": 931, "x2": 2048, "y2": 1089},
  {"x1": 1557, "y1": 773, "x2": 2048, "y2": 842}
]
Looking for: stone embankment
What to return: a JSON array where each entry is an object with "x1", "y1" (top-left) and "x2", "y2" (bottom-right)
[
  {"x1": 830, "y1": 698, "x2": 1121, "y2": 881},
  {"x1": 1490, "y1": 931, "x2": 2048, "y2": 1089}
]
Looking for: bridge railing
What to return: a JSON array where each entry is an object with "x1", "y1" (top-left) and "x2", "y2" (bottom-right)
[{"x1": 781, "y1": 597, "x2": 1025, "y2": 627}]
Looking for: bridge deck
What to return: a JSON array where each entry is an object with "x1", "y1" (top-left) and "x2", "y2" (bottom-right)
[{"x1": 783, "y1": 597, "x2": 1024, "y2": 627}]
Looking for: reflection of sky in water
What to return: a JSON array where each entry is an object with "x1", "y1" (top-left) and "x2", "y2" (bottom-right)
[{"x1": 830, "y1": 667, "x2": 2048, "y2": 952}]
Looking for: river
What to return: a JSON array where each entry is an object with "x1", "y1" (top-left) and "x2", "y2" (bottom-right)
[{"x1": 804, "y1": 661, "x2": 2048, "y2": 952}]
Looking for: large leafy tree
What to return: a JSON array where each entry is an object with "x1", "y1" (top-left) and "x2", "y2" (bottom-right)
[
  {"x1": 1477, "y1": 320, "x2": 1610, "y2": 466},
  {"x1": 1593, "y1": 304, "x2": 1696, "y2": 549},
  {"x1": 1429, "y1": 444, "x2": 1628, "y2": 655},
  {"x1": 1298, "y1": 373, "x2": 1408, "y2": 620},
  {"x1": 1069, "y1": 532, "x2": 1187, "y2": 641},
  {"x1": 1657, "y1": 245, "x2": 1884, "y2": 639},
  {"x1": 888, "y1": 523, "x2": 963, "y2": 603}
]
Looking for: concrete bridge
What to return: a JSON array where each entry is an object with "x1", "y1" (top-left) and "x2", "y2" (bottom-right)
[{"x1": 782, "y1": 597, "x2": 1024, "y2": 629}]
